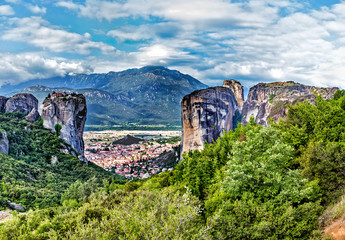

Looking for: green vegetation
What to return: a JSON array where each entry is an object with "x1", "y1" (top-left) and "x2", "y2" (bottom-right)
[
  {"x1": 2, "y1": 92, "x2": 345, "y2": 238},
  {"x1": 0, "y1": 112, "x2": 123, "y2": 210},
  {"x1": 269, "y1": 93, "x2": 276, "y2": 103},
  {"x1": 54, "y1": 123, "x2": 62, "y2": 136},
  {"x1": 155, "y1": 136, "x2": 181, "y2": 144}
]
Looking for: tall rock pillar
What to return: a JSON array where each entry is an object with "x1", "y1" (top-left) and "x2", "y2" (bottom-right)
[
  {"x1": 42, "y1": 93, "x2": 87, "y2": 158},
  {"x1": 223, "y1": 79, "x2": 244, "y2": 110},
  {"x1": 181, "y1": 87, "x2": 239, "y2": 154}
]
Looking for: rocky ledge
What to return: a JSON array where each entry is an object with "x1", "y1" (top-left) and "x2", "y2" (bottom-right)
[{"x1": 242, "y1": 81, "x2": 338, "y2": 125}]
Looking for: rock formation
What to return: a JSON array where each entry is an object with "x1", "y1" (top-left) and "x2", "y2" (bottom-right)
[
  {"x1": 42, "y1": 92, "x2": 87, "y2": 158},
  {"x1": 0, "y1": 93, "x2": 40, "y2": 122},
  {"x1": 181, "y1": 80, "x2": 339, "y2": 154},
  {"x1": 181, "y1": 87, "x2": 239, "y2": 153},
  {"x1": 0, "y1": 96, "x2": 8, "y2": 112},
  {"x1": 0, "y1": 131, "x2": 9, "y2": 155},
  {"x1": 5, "y1": 93, "x2": 39, "y2": 115},
  {"x1": 242, "y1": 81, "x2": 338, "y2": 125},
  {"x1": 223, "y1": 79, "x2": 244, "y2": 110},
  {"x1": 7, "y1": 201, "x2": 25, "y2": 211}
]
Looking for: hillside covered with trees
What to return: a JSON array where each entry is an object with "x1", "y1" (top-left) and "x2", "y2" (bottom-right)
[{"x1": 1, "y1": 91, "x2": 345, "y2": 239}]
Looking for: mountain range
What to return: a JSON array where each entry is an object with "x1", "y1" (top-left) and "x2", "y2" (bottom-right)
[{"x1": 0, "y1": 66, "x2": 207, "y2": 129}]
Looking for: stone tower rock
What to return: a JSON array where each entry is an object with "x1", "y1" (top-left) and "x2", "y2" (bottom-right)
[
  {"x1": 223, "y1": 79, "x2": 244, "y2": 110},
  {"x1": 4, "y1": 93, "x2": 40, "y2": 122},
  {"x1": 181, "y1": 87, "x2": 239, "y2": 153},
  {"x1": 42, "y1": 92, "x2": 87, "y2": 158}
]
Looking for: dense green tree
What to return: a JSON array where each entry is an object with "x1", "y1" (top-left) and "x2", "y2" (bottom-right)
[
  {"x1": 208, "y1": 127, "x2": 322, "y2": 239},
  {"x1": 54, "y1": 123, "x2": 62, "y2": 136},
  {"x1": 274, "y1": 94, "x2": 345, "y2": 201}
]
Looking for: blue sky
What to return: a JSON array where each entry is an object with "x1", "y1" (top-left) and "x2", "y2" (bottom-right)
[{"x1": 0, "y1": 0, "x2": 345, "y2": 89}]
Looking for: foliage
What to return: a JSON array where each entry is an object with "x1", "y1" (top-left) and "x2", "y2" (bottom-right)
[
  {"x1": 155, "y1": 136, "x2": 181, "y2": 144},
  {"x1": 2, "y1": 92, "x2": 345, "y2": 238},
  {"x1": 274, "y1": 94, "x2": 345, "y2": 201},
  {"x1": 0, "y1": 188, "x2": 209, "y2": 239},
  {"x1": 0, "y1": 112, "x2": 123, "y2": 210},
  {"x1": 54, "y1": 123, "x2": 62, "y2": 136},
  {"x1": 209, "y1": 127, "x2": 322, "y2": 239},
  {"x1": 269, "y1": 93, "x2": 276, "y2": 103}
]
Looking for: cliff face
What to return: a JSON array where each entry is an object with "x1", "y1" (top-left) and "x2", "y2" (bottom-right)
[
  {"x1": 0, "y1": 93, "x2": 40, "y2": 122},
  {"x1": 42, "y1": 93, "x2": 87, "y2": 157},
  {"x1": 242, "y1": 82, "x2": 338, "y2": 125},
  {"x1": 5, "y1": 93, "x2": 38, "y2": 115},
  {"x1": 223, "y1": 79, "x2": 244, "y2": 110},
  {"x1": 181, "y1": 80, "x2": 339, "y2": 154},
  {"x1": 181, "y1": 87, "x2": 239, "y2": 153},
  {"x1": 0, "y1": 131, "x2": 9, "y2": 155}
]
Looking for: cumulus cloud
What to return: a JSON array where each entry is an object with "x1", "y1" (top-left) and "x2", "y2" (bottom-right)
[
  {"x1": 0, "y1": 5, "x2": 14, "y2": 15},
  {"x1": 107, "y1": 22, "x2": 182, "y2": 42},
  {"x1": 196, "y1": 5, "x2": 345, "y2": 88},
  {"x1": 131, "y1": 44, "x2": 198, "y2": 66},
  {"x1": 56, "y1": 0, "x2": 301, "y2": 28},
  {"x1": 0, "y1": 52, "x2": 93, "y2": 86},
  {"x1": 27, "y1": 4, "x2": 47, "y2": 14},
  {"x1": 3, "y1": 0, "x2": 345, "y2": 90},
  {"x1": 2, "y1": 17, "x2": 116, "y2": 55}
]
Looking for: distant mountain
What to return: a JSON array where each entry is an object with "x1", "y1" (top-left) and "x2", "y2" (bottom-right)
[{"x1": 2, "y1": 66, "x2": 208, "y2": 128}]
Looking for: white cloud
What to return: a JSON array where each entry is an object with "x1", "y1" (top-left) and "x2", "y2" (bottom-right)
[
  {"x1": 0, "y1": 5, "x2": 14, "y2": 15},
  {"x1": 0, "y1": 52, "x2": 93, "y2": 85},
  {"x1": 2, "y1": 17, "x2": 116, "y2": 55},
  {"x1": 56, "y1": 0, "x2": 300, "y2": 28},
  {"x1": 131, "y1": 44, "x2": 198, "y2": 66},
  {"x1": 3, "y1": 0, "x2": 345, "y2": 90},
  {"x1": 107, "y1": 26, "x2": 152, "y2": 42},
  {"x1": 27, "y1": 4, "x2": 46, "y2": 14},
  {"x1": 55, "y1": 1, "x2": 79, "y2": 11}
]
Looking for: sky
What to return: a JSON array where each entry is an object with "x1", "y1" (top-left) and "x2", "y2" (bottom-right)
[{"x1": 0, "y1": 0, "x2": 345, "y2": 89}]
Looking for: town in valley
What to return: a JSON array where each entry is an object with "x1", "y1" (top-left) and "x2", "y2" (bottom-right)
[{"x1": 84, "y1": 130, "x2": 181, "y2": 179}]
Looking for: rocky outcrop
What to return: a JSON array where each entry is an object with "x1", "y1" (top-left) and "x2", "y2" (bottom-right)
[
  {"x1": 25, "y1": 108, "x2": 40, "y2": 123},
  {"x1": 242, "y1": 81, "x2": 338, "y2": 125},
  {"x1": 5, "y1": 93, "x2": 39, "y2": 117},
  {"x1": 181, "y1": 87, "x2": 239, "y2": 153},
  {"x1": 0, "y1": 131, "x2": 9, "y2": 155},
  {"x1": 42, "y1": 92, "x2": 87, "y2": 158},
  {"x1": 0, "y1": 96, "x2": 8, "y2": 112},
  {"x1": 7, "y1": 201, "x2": 25, "y2": 211},
  {"x1": 0, "y1": 93, "x2": 40, "y2": 122},
  {"x1": 223, "y1": 79, "x2": 244, "y2": 110}
]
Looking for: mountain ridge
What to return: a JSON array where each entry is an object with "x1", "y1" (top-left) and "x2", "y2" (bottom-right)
[{"x1": 3, "y1": 66, "x2": 208, "y2": 128}]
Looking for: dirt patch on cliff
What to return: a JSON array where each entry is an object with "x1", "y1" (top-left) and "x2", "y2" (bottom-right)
[
  {"x1": 0, "y1": 210, "x2": 12, "y2": 223},
  {"x1": 324, "y1": 216, "x2": 345, "y2": 239}
]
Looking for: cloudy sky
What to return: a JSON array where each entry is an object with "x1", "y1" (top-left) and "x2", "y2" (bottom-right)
[{"x1": 0, "y1": 0, "x2": 344, "y2": 88}]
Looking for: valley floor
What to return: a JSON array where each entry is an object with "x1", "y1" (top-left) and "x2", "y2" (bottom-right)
[{"x1": 84, "y1": 130, "x2": 181, "y2": 179}]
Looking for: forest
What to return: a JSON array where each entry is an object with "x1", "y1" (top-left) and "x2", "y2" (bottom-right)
[{"x1": 1, "y1": 90, "x2": 345, "y2": 239}]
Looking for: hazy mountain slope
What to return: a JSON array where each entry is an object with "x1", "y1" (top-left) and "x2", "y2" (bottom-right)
[{"x1": 5, "y1": 66, "x2": 208, "y2": 128}]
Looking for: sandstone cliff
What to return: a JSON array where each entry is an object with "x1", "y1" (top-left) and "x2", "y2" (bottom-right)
[
  {"x1": 181, "y1": 87, "x2": 239, "y2": 153},
  {"x1": 5, "y1": 93, "x2": 38, "y2": 115},
  {"x1": 42, "y1": 93, "x2": 87, "y2": 158},
  {"x1": 223, "y1": 79, "x2": 244, "y2": 110},
  {"x1": 0, "y1": 93, "x2": 40, "y2": 122},
  {"x1": 242, "y1": 81, "x2": 338, "y2": 125}
]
